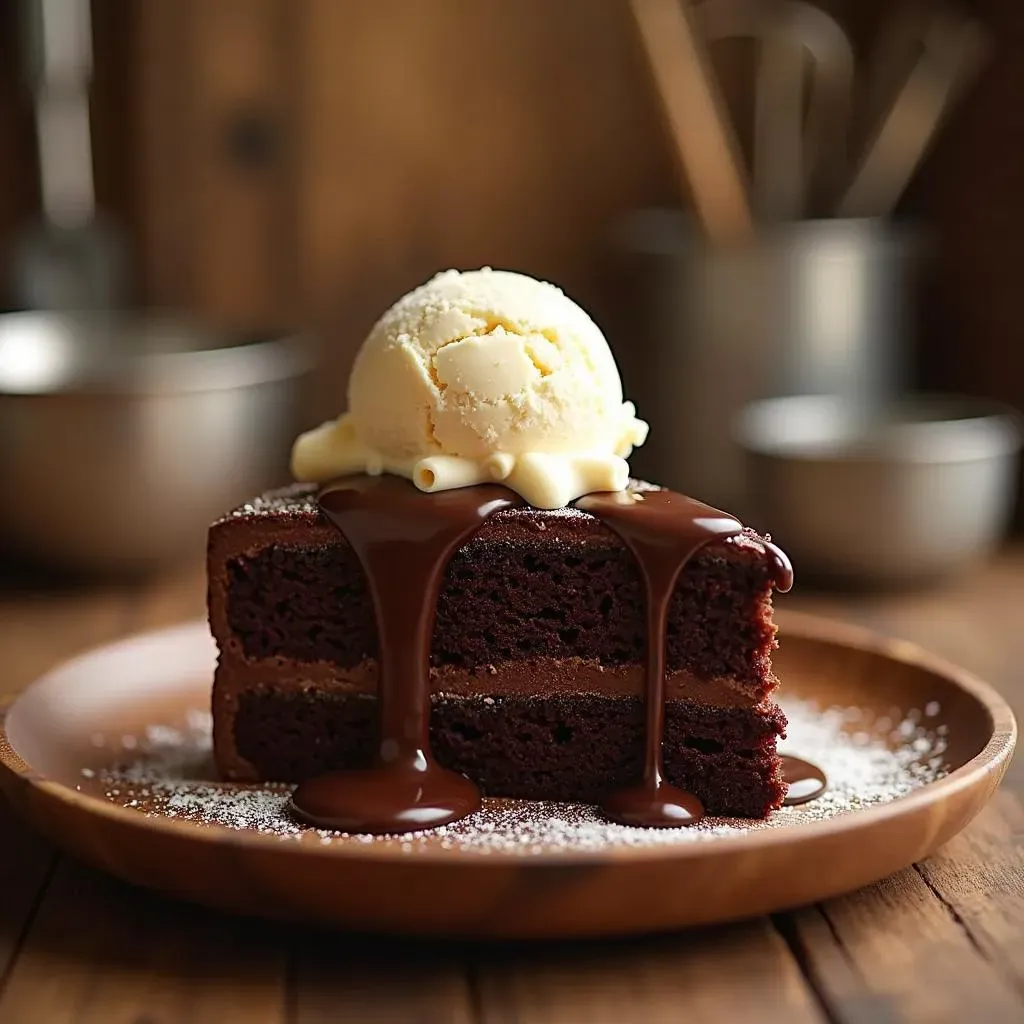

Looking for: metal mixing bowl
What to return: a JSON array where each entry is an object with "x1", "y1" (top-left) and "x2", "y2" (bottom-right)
[
  {"x1": 0, "y1": 311, "x2": 314, "y2": 573},
  {"x1": 735, "y1": 394, "x2": 1023, "y2": 586}
]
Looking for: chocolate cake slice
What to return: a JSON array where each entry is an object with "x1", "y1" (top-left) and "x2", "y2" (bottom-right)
[{"x1": 208, "y1": 481, "x2": 789, "y2": 819}]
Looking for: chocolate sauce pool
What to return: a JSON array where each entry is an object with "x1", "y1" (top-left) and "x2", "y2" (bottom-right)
[
  {"x1": 780, "y1": 756, "x2": 828, "y2": 806},
  {"x1": 290, "y1": 476, "x2": 807, "y2": 834}
]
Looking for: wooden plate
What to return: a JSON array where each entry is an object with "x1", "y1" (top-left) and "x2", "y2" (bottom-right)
[{"x1": 0, "y1": 611, "x2": 1014, "y2": 939}]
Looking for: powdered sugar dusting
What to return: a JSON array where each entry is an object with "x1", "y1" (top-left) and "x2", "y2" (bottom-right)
[
  {"x1": 89, "y1": 700, "x2": 950, "y2": 854},
  {"x1": 217, "y1": 483, "x2": 319, "y2": 524}
]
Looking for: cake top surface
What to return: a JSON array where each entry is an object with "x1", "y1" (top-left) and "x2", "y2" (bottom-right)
[{"x1": 215, "y1": 480, "x2": 777, "y2": 559}]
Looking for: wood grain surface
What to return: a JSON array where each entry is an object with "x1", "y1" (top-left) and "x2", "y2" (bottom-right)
[{"x1": 1, "y1": 549, "x2": 1023, "y2": 1021}]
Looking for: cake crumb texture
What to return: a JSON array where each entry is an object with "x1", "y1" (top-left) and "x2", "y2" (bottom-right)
[
  {"x1": 229, "y1": 690, "x2": 788, "y2": 818},
  {"x1": 224, "y1": 538, "x2": 778, "y2": 684}
]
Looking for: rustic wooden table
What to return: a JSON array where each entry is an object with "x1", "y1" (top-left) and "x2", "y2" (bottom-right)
[{"x1": 1, "y1": 549, "x2": 1023, "y2": 1023}]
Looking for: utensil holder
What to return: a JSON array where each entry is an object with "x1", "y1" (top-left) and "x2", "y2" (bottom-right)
[{"x1": 611, "y1": 210, "x2": 923, "y2": 513}]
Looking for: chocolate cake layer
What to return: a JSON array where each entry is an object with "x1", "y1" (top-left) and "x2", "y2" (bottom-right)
[
  {"x1": 223, "y1": 686, "x2": 787, "y2": 818},
  {"x1": 210, "y1": 484, "x2": 781, "y2": 699}
]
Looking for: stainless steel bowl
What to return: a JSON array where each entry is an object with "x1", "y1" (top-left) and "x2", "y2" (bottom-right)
[
  {"x1": 735, "y1": 394, "x2": 1022, "y2": 586},
  {"x1": 0, "y1": 311, "x2": 314, "y2": 573}
]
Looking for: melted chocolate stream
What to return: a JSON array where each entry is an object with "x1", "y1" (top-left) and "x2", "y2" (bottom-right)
[
  {"x1": 291, "y1": 477, "x2": 804, "y2": 834},
  {"x1": 290, "y1": 475, "x2": 522, "y2": 833},
  {"x1": 578, "y1": 490, "x2": 749, "y2": 827},
  {"x1": 780, "y1": 755, "x2": 828, "y2": 806}
]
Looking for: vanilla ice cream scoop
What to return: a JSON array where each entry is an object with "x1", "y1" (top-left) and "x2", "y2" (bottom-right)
[{"x1": 291, "y1": 268, "x2": 648, "y2": 509}]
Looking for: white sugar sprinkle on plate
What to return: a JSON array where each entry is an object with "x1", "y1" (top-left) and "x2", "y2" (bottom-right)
[{"x1": 92, "y1": 700, "x2": 949, "y2": 854}]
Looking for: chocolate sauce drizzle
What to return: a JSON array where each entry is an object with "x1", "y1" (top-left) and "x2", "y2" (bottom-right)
[
  {"x1": 780, "y1": 755, "x2": 828, "y2": 806},
  {"x1": 579, "y1": 490, "x2": 746, "y2": 827},
  {"x1": 289, "y1": 477, "x2": 807, "y2": 835},
  {"x1": 290, "y1": 475, "x2": 522, "y2": 833}
]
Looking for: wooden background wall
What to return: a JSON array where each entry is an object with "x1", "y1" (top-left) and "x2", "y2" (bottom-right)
[{"x1": 1, "y1": 0, "x2": 1022, "y2": 426}]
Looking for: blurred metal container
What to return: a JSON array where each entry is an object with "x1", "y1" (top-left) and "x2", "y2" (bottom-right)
[
  {"x1": 736, "y1": 394, "x2": 1022, "y2": 586},
  {"x1": 612, "y1": 210, "x2": 921, "y2": 514},
  {"x1": 0, "y1": 311, "x2": 313, "y2": 573}
]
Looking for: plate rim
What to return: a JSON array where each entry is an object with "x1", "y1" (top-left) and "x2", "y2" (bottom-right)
[{"x1": 0, "y1": 610, "x2": 1016, "y2": 867}]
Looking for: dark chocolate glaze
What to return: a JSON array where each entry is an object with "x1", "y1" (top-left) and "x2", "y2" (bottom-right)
[
  {"x1": 763, "y1": 541, "x2": 794, "y2": 594},
  {"x1": 578, "y1": 489, "x2": 748, "y2": 827},
  {"x1": 290, "y1": 475, "x2": 522, "y2": 833},
  {"x1": 290, "y1": 476, "x2": 798, "y2": 834},
  {"x1": 780, "y1": 755, "x2": 828, "y2": 806}
]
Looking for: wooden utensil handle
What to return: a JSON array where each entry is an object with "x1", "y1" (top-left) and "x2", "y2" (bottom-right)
[
  {"x1": 838, "y1": 12, "x2": 988, "y2": 219},
  {"x1": 628, "y1": 0, "x2": 753, "y2": 244}
]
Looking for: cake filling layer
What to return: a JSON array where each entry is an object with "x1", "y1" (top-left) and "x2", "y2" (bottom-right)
[{"x1": 215, "y1": 658, "x2": 768, "y2": 708}]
